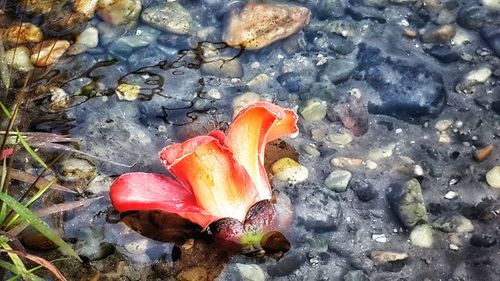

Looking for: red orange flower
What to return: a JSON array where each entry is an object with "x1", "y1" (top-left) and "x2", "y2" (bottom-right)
[{"x1": 109, "y1": 102, "x2": 298, "y2": 237}]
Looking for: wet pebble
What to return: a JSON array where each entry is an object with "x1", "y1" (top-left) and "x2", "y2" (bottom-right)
[
  {"x1": 343, "y1": 270, "x2": 367, "y2": 281},
  {"x1": 224, "y1": 2, "x2": 310, "y2": 49},
  {"x1": 59, "y1": 158, "x2": 96, "y2": 182},
  {"x1": 4, "y1": 46, "x2": 34, "y2": 72},
  {"x1": 30, "y1": 39, "x2": 70, "y2": 67},
  {"x1": 432, "y1": 214, "x2": 474, "y2": 233},
  {"x1": 4, "y1": 22, "x2": 43, "y2": 45},
  {"x1": 456, "y1": 67, "x2": 492, "y2": 94},
  {"x1": 301, "y1": 143, "x2": 321, "y2": 157},
  {"x1": 328, "y1": 34, "x2": 356, "y2": 55},
  {"x1": 370, "y1": 251, "x2": 408, "y2": 266},
  {"x1": 357, "y1": 44, "x2": 446, "y2": 122},
  {"x1": 200, "y1": 58, "x2": 243, "y2": 78},
  {"x1": 97, "y1": 0, "x2": 142, "y2": 26},
  {"x1": 271, "y1": 157, "x2": 309, "y2": 184},
  {"x1": 327, "y1": 132, "x2": 353, "y2": 146},
  {"x1": 108, "y1": 35, "x2": 151, "y2": 59},
  {"x1": 116, "y1": 83, "x2": 140, "y2": 101},
  {"x1": 350, "y1": 180, "x2": 378, "y2": 202},
  {"x1": 236, "y1": 264, "x2": 266, "y2": 281},
  {"x1": 277, "y1": 72, "x2": 302, "y2": 93},
  {"x1": 410, "y1": 224, "x2": 433, "y2": 248},
  {"x1": 368, "y1": 143, "x2": 395, "y2": 161},
  {"x1": 79, "y1": 241, "x2": 115, "y2": 261},
  {"x1": 324, "y1": 169, "x2": 352, "y2": 193},
  {"x1": 470, "y1": 234, "x2": 497, "y2": 248},
  {"x1": 457, "y1": 6, "x2": 500, "y2": 30},
  {"x1": 141, "y1": 2, "x2": 192, "y2": 35},
  {"x1": 434, "y1": 119, "x2": 454, "y2": 132},
  {"x1": 480, "y1": 28, "x2": 500, "y2": 58},
  {"x1": 420, "y1": 24, "x2": 456, "y2": 43},
  {"x1": 319, "y1": 59, "x2": 356, "y2": 84},
  {"x1": 232, "y1": 92, "x2": 263, "y2": 116},
  {"x1": 473, "y1": 144, "x2": 495, "y2": 162},
  {"x1": 299, "y1": 99, "x2": 327, "y2": 121},
  {"x1": 485, "y1": 166, "x2": 500, "y2": 188},
  {"x1": 331, "y1": 157, "x2": 363, "y2": 168},
  {"x1": 386, "y1": 179, "x2": 428, "y2": 229},
  {"x1": 267, "y1": 252, "x2": 306, "y2": 277},
  {"x1": 295, "y1": 189, "x2": 342, "y2": 232},
  {"x1": 425, "y1": 45, "x2": 461, "y2": 63}
]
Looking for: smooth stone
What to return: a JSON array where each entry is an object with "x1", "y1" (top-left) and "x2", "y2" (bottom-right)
[
  {"x1": 319, "y1": 59, "x2": 356, "y2": 84},
  {"x1": 386, "y1": 179, "x2": 428, "y2": 229},
  {"x1": 324, "y1": 170, "x2": 352, "y2": 192},
  {"x1": 76, "y1": 26, "x2": 99, "y2": 48},
  {"x1": 370, "y1": 251, "x2": 408, "y2": 266},
  {"x1": 425, "y1": 45, "x2": 461, "y2": 63},
  {"x1": 485, "y1": 166, "x2": 500, "y2": 188},
  {"x1": 327, "y1": 132, "x2": 353, "y2": 145},
  {"x1": 200, "y1": 58, "x2": 243, "y2": 78},
  {"x1": 434, "y1": 119, "x2": 454, "y2": 132},
  {"x1": 232, "y1": 92, "x2": 262, "y2": 117},
  {"x1": 271, "y1": 158, "x2": 309, "y2": 184},
  {"x1": 328, "y1": 34, "x2": 356, "y2": 55},
  {"x1": 108, "y1": 35, "x2": 151, "y2": 59},
  {"x1": 267, "y1": 252, "x2": 306, "y2": 277},
  {"x1": 116, "y1": 83, "x2": 140, "y2": 101},
  {"x1": 432, "y1": 214, "x2": 474, "y2": 233},
  {"x1": 97, "y1": 0, "x2": 142, "y2": 26},
  {"x1": 480, "y1": 28, "x2": 500, "y2": 58},
  {"x1": 141, "y1": 2, "x2": 192, "y2": 34},
  {"x1": 343, "y1": 270, "x2": 367, "y2": 281},
  {"x1": 60, "y1": 158, "x2": 96, "y2": 182},
  {"x1": 277, "y1": 72, "x2": 302, "y2": 93},
  {"x1": 4, "y1": 46, "x2": 34, "y2": 72},
  {"x1": 299, "y1": 99, "x2": 327, "y2": 121},
  {"x1": 295, "y1": 189, "x2": 342, "y2": 232},
  {"x1": 435, "y1": 8, "x2": 457, "y2": 25},
  {"x1": 457, "y1": 6, "x2": 500, "y2": 30},
  {"x1": 350, "y1": 180, "x2": 378, "y2": 202},
  {"x1": 420, "y1": 25, "x2": 456, "y2": 43},
  {"x1": 456, "y1": 67, "x2": 493, "y2": 94},
  {"x1": 356, "y1": 44, "x2": 446, "y2": 122},
  {"x1": 4, "y1": 22, "x2": 43, "y2": 45},
  {"x1": 410, "y1": 224, "x2": 433, "y2": 248},
  {"x1": 301, "y1": 143, "x2": 321, "y2": 157},
  {"x1": 470, "y1": 234, "x2": 497, "y2": 248},
  {"x1": 331, "y1": 157, "x2": 363, "y2": 167},
  {"x1": 368, "y1": 143, "x2": 395, "y2": 161},
  {"x1": 236, "y1": 264, "x2": 266, "y2": 281},
  {"x1": 96, "y1": 21, "x2": 127, "y2": 46},
  {"x1": 224, "y1": 2, "x2": 311, "y2": 49},
  {"x1": 30, "y1": 40, "x2": 70, "y2": 67}
]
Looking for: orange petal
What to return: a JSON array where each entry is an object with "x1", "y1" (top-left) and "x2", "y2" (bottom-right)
[
  {"x1": 109, "y1": 172, "x2": 219, "y2": 228},
  {"x1": 226, "y1": 102, "x2": 299, "y2": 200},
  {"x1": 160, "y1": 137, "x2": 258, "y2": 222}
]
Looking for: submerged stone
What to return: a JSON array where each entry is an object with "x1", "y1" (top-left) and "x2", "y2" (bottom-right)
[
  {"x1": 425, "y1": 45, "x2": 461, "y2": 63},
  {"x1": 267, "y1": 252, "x2": 306, "y2": 277},
  {"x1": 386, "y1": 179, "x2": 428, "y2": 229},
  {"x1": 141, "y1": 2, "x2": 192, "y2": 35},
  {"x1": 410, "y1": 224, "x2": 433, "y2": 248},
  {"x1": 319, "y1": 59, "x2": 356, "y2": 84},
  {"x1": 481, "y1": 28, "x2": 500, "y2": 58},
  {"x1": 356, "y1": 44, "x2": 446, "y2": 123},
  {"x1": 295, "y1": 189, "x2": 342, "y2": 232},
  {"x1": 224, "y1": 2, "x2": 311, "y2": 49}
]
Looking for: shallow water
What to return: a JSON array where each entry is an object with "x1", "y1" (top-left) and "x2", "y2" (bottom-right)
[{"x1": 2, "y1": 0, "x2": 500, "y2": 280}]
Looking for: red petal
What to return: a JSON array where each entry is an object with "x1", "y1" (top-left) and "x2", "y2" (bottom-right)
[
  {"x1": 0, "y1": 148, "x2": 14, "y2": 160},
  {"x1": 226, "y1": 102, "x2": 299, "y2": 200},
  {"x1": 160, "y1": 137, "x2": 258, "y2": 223},
  {"x1": 109, "y1": 172, "x2": 219, "y2": 228}
]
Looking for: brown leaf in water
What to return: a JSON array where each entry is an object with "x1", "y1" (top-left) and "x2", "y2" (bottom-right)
[{"x1": 260, "y1": 231, "x2": 290, "y2": 260}]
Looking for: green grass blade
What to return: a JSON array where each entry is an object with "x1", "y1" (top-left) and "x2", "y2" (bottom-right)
[
  {"x1": 5, "y1": 179, "x2": 56, "y2": 228},
  {"x1": 16, "y1": 130, "x2": 47, "y2": 169},
  {"x1": 0, "y1": 239, "x2": 29, "y2": 279},
  {"x1": 0, "y1": 101, "x2": 11, "y2": 118},
  {"x1": 0, "y1": 192, "x2": 81, "y2": 262}
]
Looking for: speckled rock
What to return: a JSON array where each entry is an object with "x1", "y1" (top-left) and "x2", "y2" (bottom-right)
[
  {"x1": 97, "y1": 0, "x2": 141, "y2": 26},
  {"x1": 59, "y1": 158, "x2": 96, "y2": 182},
  {"x1": 141, "y1": 2, "x2": 192, "y2": 34},
  {"x1": 324, "y1": 170, "x2": 352, "y2": 192},
  {"x1": 3, "y1": 22, "x2": 43, "y2": 45},
  {"x1": 386, "y1": 179, "x2": 428, "y2": 229}
]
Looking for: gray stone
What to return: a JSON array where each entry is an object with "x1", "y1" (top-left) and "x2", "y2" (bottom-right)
[
  {"x1": 299, "y1": 99, "x2": 328, "y2": 121},
  {"x1": 267, "y1": 252, "x2": 306, "y2": 277},
  {"x1": 432, "y1": 214, "x2": 474, "y2": 233},
  {"x1": 350, "y1": 180, "x2": 378, "y2": 202},
  {"x1": 319, "y1": 59, "x2": 356, "y2": 84},
  {"x1": 481, "y1": 28, "x2": 500, "y2": 58},
  {"x1": 343, "y1": 270, "x2": 367, "y2": 281},
  {"x1": 386, "y1": 179, "x2": 428, "y2": 229},
  {"x1": 457, "y1": 6, "x2": 500, "y2": 30},
  {"x1": 295, "y1": 189, "x2": 342, "y2": 232},
  {"x1": 108, "y1": 36, "x2": 151, "y2": 60},
  {"x1": 141, "y1": 2, "x2": 192, "y2": 34},
  {"x1": 200, "y1": 58, "x2": 243, "y2": 78},
  {"x1": 325, "y1": 170, "x2": 353, "y2": 192}
]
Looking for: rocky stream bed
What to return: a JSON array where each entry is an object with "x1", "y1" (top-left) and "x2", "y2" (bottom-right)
[{"x1": 1, "y1": 0, "x2": 500, "y2": 280}]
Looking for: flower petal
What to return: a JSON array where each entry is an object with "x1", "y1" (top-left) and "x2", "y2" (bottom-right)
[
  {"x1": 109, "y1": 172, "x2": 218, "y2": 228},
  {"x1": 0, "y1": 148, "x2": 14, "y2": 160},
  {"x1": 226, "y1": 102, "x2": 299, "y2": 200},
  {"x1": 160, "y1": 137, "x2": 258, "y2": 223}
]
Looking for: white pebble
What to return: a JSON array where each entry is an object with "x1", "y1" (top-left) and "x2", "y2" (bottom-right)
[
  {"x1": 434, "y1": 119, "x2": 453, "y2": 132},
  {"x1": 372, "y1": 234, "x2": 388, "y2": 243},
  {"x1": 485, "y1": 166, "x2": 500, "y2": 188},
  {"x1": 444, "y1": 191, "x2": 458, "y2": 200}
]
